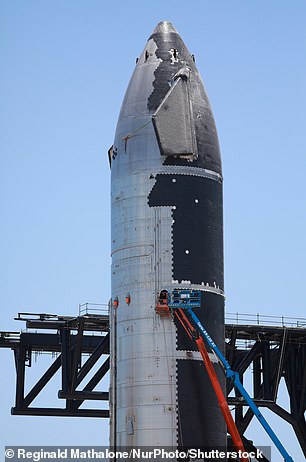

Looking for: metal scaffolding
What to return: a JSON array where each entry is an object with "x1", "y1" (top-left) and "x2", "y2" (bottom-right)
[{"x1": 1, "y1": 310, "x2": 305, "y2": 458}]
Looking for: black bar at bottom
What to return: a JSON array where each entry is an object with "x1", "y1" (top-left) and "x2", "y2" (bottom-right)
[
  {"x1": 11, "y1": 407, "x2": 109, "y2": 418},
  {"x1": 58, "y1": 390, "x2": 109, "y2": 401}
]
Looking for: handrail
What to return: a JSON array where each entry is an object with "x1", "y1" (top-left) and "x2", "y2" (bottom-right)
[{"x1": 225, "y1": 312, "x2": 306, "y2": 328}]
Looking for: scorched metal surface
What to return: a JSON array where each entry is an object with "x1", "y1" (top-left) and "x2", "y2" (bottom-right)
[{"x1": 109, "y1": 21, "x2": 225, "y2": 449}]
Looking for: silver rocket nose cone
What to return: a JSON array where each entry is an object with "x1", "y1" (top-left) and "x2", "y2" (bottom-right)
[
  {"x1": 114, "y1": 20, "x2": 222, "y2": 175},
  {"x1": 152, "y1": 20, "x2": 178, "y2": 35}
]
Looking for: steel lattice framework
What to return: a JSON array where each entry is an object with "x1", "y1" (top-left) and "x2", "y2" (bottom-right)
[{"x1": 1, "y1": 312, "x2": 305, "y2": 461}]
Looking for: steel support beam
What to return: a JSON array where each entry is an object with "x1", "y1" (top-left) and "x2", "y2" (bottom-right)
[{"x1": 11, "y1": 407, "x2": 109, "y2": 418}]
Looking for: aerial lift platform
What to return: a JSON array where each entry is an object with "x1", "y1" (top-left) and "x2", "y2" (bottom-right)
[{"x1": 156, "y1": 289, "x2": 294, "y2": 462}]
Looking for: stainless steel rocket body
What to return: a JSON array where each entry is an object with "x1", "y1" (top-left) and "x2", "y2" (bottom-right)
[{"x1": 110, "y1": 22, "x2": 225, "y2": 448}]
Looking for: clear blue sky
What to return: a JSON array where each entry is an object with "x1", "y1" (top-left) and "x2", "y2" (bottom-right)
[{"x1": 1, "y1": 1, "x2": 305, "y2": 460}]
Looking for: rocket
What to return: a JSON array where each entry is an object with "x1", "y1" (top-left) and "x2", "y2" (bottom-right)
[{"x1": 109, "y1": 21, "x2": 225, "y2": 449}]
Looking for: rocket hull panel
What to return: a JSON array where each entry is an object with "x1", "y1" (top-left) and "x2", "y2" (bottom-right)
[{"x1": 177, "y1": 358, "x2": 226, "y2": 447}]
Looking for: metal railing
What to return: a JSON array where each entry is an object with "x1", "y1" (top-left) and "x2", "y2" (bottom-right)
[
  {"x1": 78, "y1": 302, "x2": 109, "y2": 316},
  {"x1": 225, "y1": 312, "x2": 306, "y2": 328},
  {"x1": 9, "y1": 305, "x2": 306, "y2": 328}
]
